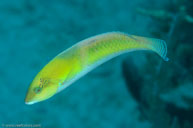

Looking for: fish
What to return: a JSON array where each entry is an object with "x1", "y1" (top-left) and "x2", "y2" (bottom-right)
[{"x1": 25, "y1": 32, "x2": 169, "y2": 105}]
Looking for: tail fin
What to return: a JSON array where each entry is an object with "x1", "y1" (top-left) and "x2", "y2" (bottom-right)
[
  {"x1": 129, "y1": 35, "x2": 169, "y2": 61},
  {"x1": 148, "y1": 38, "x2": 169, "y2": 61}
]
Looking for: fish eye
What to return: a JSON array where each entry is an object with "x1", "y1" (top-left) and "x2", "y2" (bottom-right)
[{"x1": 33, "y1": 87, "x2": 42, "y2": 94}]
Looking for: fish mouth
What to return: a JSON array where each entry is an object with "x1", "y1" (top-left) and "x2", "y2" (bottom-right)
[
  {"x1": 25, "y1": 100, "x2": 37, "y2": 105},
  {"x1": 25, "y1": 95, "x2": 37, "y2": 105}
]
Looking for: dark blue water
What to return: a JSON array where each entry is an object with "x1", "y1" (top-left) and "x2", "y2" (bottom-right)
[{"x1": 1, "y1": 0, "x2": 193, "y2": 128}]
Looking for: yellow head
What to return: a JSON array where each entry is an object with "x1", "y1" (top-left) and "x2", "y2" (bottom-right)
[{"x1": 25, "y1": 74, "x2": 59, "y2": 105}]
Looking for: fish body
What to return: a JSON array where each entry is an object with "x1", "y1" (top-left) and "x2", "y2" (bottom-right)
[{"x1": 25, "y1": 32, "x2": 169, "y2": 105}]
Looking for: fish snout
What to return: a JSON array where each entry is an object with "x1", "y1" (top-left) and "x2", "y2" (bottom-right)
[{"x1": 25, "y1": 92, "x2": 37, "y2": 105}]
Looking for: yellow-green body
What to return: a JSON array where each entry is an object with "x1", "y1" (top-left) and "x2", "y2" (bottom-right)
[{"x1": 25, "y1": 32, "x2": 168, "y2": 105}]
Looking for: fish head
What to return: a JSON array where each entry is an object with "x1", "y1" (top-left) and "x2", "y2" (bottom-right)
[{"x1": 25, "y1": 75, "x2": 59, "y2": 105}]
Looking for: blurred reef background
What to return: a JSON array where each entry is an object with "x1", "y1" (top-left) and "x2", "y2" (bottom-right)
[{"x1": 0, "y1": 0, "x2": 193, "y2": 128}]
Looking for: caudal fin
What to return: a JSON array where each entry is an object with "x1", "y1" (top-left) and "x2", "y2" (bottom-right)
[
  {"x1": 148, "y1": 38, "x2": 169, "y2": 61},
  {"x1": 129, "y1": 35, "x2": 169, "y2": 61}
]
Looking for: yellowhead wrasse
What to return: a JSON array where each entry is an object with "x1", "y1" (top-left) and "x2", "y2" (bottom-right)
[{"x1": 25, "y1": 32, "x2": 169, "y2": 105}]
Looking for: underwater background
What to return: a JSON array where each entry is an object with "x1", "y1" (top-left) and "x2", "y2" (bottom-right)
[{"x1": 0, "y1": 0, "x2": 193, "y2": 128}]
